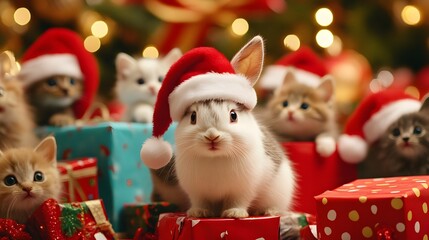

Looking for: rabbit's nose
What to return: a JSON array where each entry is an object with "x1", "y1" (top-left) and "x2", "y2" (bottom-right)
[
  {"x1": 205, "y1": 135, "x2": 220, "y2": 141},
  {"x1": 205, "y1": 128, "x2": 220, "y2": 141}
]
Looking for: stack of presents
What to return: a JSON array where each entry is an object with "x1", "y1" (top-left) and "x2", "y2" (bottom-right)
[{"x1": 1, "y1": 28, "x2": 429, "y2": 240}]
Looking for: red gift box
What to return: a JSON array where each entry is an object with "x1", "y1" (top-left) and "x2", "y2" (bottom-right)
[
  {"x1": 315, "y1": 176, "x2": 429, "y2": 239},
  {"x1": 283, "y1": 142, "x2": 357, "y2": 215},
  {"x1": 156, "y1": 213, "x2": 280, "y2": 240},
  {"x1": 26, "y1": 198, "x2": 116, "y2": 240},
  {"x1": 57, "y1": 158, "x2": 99, "y2": 203}
]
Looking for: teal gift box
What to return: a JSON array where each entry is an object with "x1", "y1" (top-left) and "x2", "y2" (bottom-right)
[{"x1": 37, "y1": 122, "x2": 176, "y2": 232}]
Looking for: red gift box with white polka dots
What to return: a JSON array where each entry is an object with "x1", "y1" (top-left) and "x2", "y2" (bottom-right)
[{"x1": 315, "y1": 176, "x2": 429, "y2": 239}]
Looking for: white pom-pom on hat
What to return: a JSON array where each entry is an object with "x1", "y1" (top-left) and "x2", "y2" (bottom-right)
[
  {"x1": 337, "y1": 135, "x2": 368, "y2": 164},
  {"x1": 140, "y1": 137, "x2": 172, "y2": 169}
]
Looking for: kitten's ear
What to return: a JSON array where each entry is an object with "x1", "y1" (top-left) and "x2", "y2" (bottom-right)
[
  {"x1": 231, "y1": 36, "x2": 264, "y2": 86},
  {"x1": 419, "y1": 93, "x2": 429, "y2": 112},
  {"x1": 281, "y1": 68, "x2": 298, "y2": 86},
  {"x1": 161, "y1": 48, "x2": 182, "y2": 68},
  {"x1": 34, "y1": 136, "x2": 57, "y2": 166},
  {"x1": 115, "y1": 53, "x2": 136, "y2": 79},
  {"x1": 0, "y1": 51, "x2": 20, "y2": 80},
  {"x1": 317, "y1": 75, "x2": 335, "y2": 102}
]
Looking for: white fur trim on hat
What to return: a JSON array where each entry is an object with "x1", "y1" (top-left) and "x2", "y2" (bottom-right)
[
  {"x1": 19, "y1": 54, "x2": 83, "y2": 87},
  {"x1": 259, "y1": 66, "x2": 321, "y2": 89},
  {"x1": 363, "y1": 99, "x2": 421, "y2": 144},
  {"x1": 338, "y1": 134, "x2": 368, "y2": 163},
  {"x1": 140, "y1": 137, "x2": 172, "y2": 169},
  {"x1": 168, "y1": 72, "x2": 257, "y2": 121}
]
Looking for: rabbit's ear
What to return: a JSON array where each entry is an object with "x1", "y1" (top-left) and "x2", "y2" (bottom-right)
[{"x1": 231, "y1": 36, "x2": 264, "y2": 86}]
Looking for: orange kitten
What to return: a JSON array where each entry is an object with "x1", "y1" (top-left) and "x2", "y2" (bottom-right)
[
  {"x1": 0, "y1": 136, "x2": 60, "y2": 224},
  {"x1": 0, "y1": 52, "x2": 38, "y2": 149},
  {"x1": 263, "y1": 70, "x2": 338, "y2": 157}
]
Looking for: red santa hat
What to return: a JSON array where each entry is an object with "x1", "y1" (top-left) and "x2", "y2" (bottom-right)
[
  {"x1": 140, "y1": 40, "x2": 261, "y2": 169},
  {"x1": 19, "y1": 28, "x2": 99, "y2": 118},
  {"x1": 338, "y1": 89, "x2": 421, "y2": 163},
  {"x1": 260, "y1": 46, "x2": 328, "y2": 89}
]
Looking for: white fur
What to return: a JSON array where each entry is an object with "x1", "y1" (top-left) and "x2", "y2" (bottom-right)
[
  {"x1": 116, "y1": 49, "x2": 182, "y2": 122},
  {"x1": 175, "y1": 101, "x2": 295, "y2": 217},
  {"x1": 338, "y1": 134, "x2": 368, "y2": 163}
]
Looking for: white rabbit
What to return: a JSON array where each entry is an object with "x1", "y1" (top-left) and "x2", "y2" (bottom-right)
[{"x1": 173, "y1": 38, "x2": 296, "y2": 218}]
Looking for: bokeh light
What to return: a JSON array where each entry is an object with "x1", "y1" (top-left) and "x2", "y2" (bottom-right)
[
  {"x1": 315, "y1": 8, "x2": 333, "y2": 27},
  {"x1": 401, "y1": 5, "x2": 421, "y2": 25},
  {"x1": 231, "y1": 18, "x2": 249, "y2": 36},
  {"x1": 84, "y1": 36, "x2": 101, "y2": 53},
  {"x1": 326, "y1": 36, "x2": 343, "y2": 56},
  {"x1": 283, "y1": 34, "x2": 300, "y2": 51},
  {"x1": 13, "y1": 7, "x2": 31, "y2": 26},
  {"x1": 91, "y1": 20, "x2": 109, "y2": 38},
  {"x1": 143, "y1": 46, "x2": 159, "y2": 58},
  {"x1": 316, "y1": 29, "x2": 334, "y2": 48}
]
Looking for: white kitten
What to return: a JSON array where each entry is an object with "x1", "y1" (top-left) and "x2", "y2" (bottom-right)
[
  {"x1": 115, "y1": 49, "x2": 182, "y2": 122},
  {"x1": 174, "y1": 37, "x2": 296, "y2": 218}
]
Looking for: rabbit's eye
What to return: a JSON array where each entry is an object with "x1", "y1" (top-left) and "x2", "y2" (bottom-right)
[
  {"x1": 230, "y1": 110, "x2": 238, "y2": 123},
  {"x1": 190, "y1": 111, "x2": 197, "y2": 125}
]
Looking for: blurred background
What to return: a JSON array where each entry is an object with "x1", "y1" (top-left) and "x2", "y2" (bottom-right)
[{"x1": 0, "y1": 0, "x2": 428, "y2": 123}]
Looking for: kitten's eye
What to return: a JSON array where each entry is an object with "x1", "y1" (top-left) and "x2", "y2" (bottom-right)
[
  {"x1": 33, "y1": 171, "x2": 44, "y2": 182},
  {"x1": 300, "y1": 102, "x2": 310, "y2": 110},
  {"x1": 46, "y1": 79, "x2": 57, "y2": 87},
  {"x1": 282, "y1": 101, "x2": 289, "y2": 107},
  {"x1": 413, "y1": 126, "x2": 423, "y2": 135},
  {"x1": 158, "y1": 76, "x2": 164, "y2": 82},
  {"x1": 230, "y1": 110, "x2": 238, "y2": 123},
  {"x1": 136, "y1": 78, "x2": 145, "y2": 85},
  {"x1": 190, "y1": 111, "x2": 197, "y2": 125},
  {"x1": 4, "y1": 175, "x2": 17, "y2": 186},
  {"x1": 391, "y1": 128, "x2": 401, "y2": 137},
  {"x1": 69, "y1": 78, "x2": 76, "y2": 85}
]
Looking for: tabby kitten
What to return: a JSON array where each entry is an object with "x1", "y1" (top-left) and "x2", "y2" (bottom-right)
[
  {"x1": 360, "y1": 96, "x2": 429, "y2": 178},
  {"x1": 26, "y1": 75, "x2": 83, "y2": 126},
  {"x1": 0, "y1": 136, "x2": 60, "y2": 224},
  {"x1": 0, "y1": 52, "x2": 38, "y2": 149},
  {"x1": 263, "y1": 70, "x2": 337, "y2": 157}
]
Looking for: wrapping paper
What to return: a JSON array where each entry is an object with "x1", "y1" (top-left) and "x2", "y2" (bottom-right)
[
  {"x1": 57, "y1": 158, "x2": 98, "y2": 203},
  {"x1": 37, "y1": 122, "x2": 176, "y2": 231},
  {"x1": 157, "y1": 213, "x2": 280, "y2": 240},
  {"x1": 315, "y1": 176, "x2": 429, "y2": 239},
  {"x1": 26, "y1": 198, "x2": 115, "y2": 240}
]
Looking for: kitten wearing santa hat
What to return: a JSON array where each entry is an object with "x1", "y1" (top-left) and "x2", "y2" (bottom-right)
[
  {"x1": 19, "y1": 28, "x2": 99, "y2": 126},
  {"x1": 141, "y1": 36, "x2": 296, "y2": 218}
]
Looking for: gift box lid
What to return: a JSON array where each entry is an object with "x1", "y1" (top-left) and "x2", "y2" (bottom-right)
[
  {"x1": 315, "y1": 176, "x2": 429, "y2": 200},
  {"x1": 157, "y1": 213, "x2": 280, "y2": 240}
]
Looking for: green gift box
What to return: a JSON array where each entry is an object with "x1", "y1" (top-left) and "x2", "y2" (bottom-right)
[
  {"x1": 123, "y1": 202, "x2": 180, "y2": 238},
  {"x1": 37, "y1": 122, "x2": 176, "y2": 232}
]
